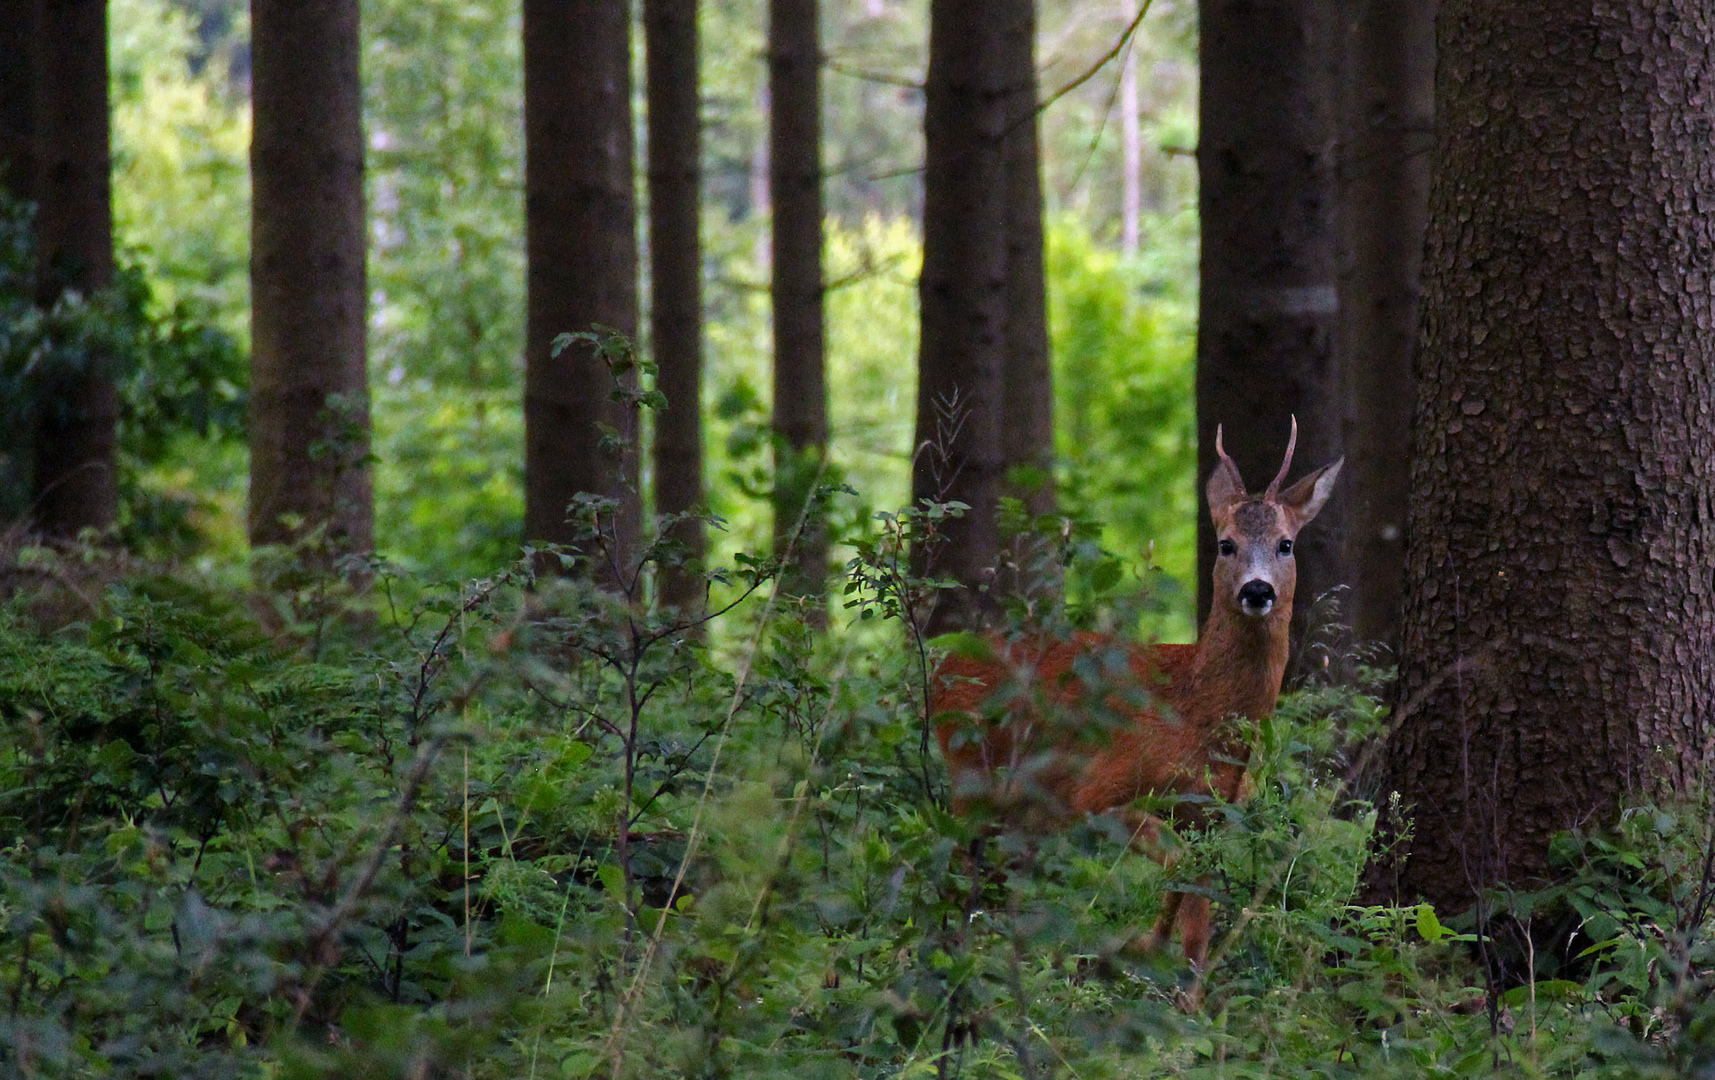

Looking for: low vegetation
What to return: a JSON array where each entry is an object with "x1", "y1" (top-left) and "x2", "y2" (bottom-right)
[{"x1": 3, "y1": 517, "x2": 1714, "y2": 1079}]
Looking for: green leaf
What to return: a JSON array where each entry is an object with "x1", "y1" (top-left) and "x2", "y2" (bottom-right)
[
  {"x1": 927, "y1": 631, "x2": 997, "y2": 661},
  {"x1": 1089, "y1": 558, "x2": 1124, "y2": 595},
  {"x1": 1577, "y1": 936, "x2": 1623, "y2": 960},
  {"x1": 561, "y1": 740, "x2": 594, "y2": 768},
  {"x1": 1500, "y1": 979, "x2": 1583, "y2": 1007},
  {"x1": 1416, "y1": 902, "x2": 1446, "y2": 942}
]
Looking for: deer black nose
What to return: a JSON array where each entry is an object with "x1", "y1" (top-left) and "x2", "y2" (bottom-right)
[{"x1": 1238, "y1": 580, "x2": 1276, "y2": 613}]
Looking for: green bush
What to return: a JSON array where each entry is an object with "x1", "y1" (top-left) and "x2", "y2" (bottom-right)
[
  {"x1": 0, "y1": 196, "x2": 246, "y2": 552},
  {"x1": 9, "y1": 527, "x2": 1715, "y2": 1076}
]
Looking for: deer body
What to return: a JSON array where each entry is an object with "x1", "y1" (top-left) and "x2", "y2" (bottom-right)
[{"x1": 932, "y1": 420, "x2": 1340, "y2": 974}]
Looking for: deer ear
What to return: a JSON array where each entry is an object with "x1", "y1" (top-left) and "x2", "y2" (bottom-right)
[
  {"x1": 1279, "y1": 457, "x2": 1343, "y2": 528},
  {"x1": 1206, "y1": 455, "x2": 1247, "y2": 515}
]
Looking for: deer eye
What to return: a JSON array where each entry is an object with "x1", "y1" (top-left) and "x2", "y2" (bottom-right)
[
  {"x1": 1218, "y1": 539, "x2": 1237, "y2": 557},
  {"x1": 1277, "y1": 539, "x2": 1294, "y2": 556}
]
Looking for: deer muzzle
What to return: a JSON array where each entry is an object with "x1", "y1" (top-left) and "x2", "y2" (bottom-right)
[{"x1": 1237, "y1": 579, "x2": 1276, "y2": 617}]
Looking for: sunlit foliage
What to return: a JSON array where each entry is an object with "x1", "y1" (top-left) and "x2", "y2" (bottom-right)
[{"x1": 104, "y1": 0, "x2": 1203, "y2": 606}]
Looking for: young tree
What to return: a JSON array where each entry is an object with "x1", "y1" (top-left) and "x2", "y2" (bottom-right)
[
  {"x1": 645, "y1": 0, "x2": 706, "y2": 614},
  {"x1": 1195, "y1": 0, "x2": 1341, "y2": 635},
  {"x1": 1372, "y1": 1, "x2": 1715, "y2": 909},
  {"x1": 249, "y1": 0, "x2": 373, "y2": 555},
  {"x1": 1000, "y1": 0, "x2": 1052, "y2": 525},
  {"x1": 1118, "y1": 0, "x2": 1141, "y2": 259},
  {"x1": 32, "y1": 0, "x2": 118, "y2": 536},
  {"x1": 522, "y1": 0, "x2": 640, "y2": 573},
  {"x1": 998, "y1": 0, "x2": 1055, "y2": 602},
  {"x1": 914, "y1": 0, "x2": 1010, "y2": 632},
  {"x1": 768, "y1": 0, "x2": 829, "y2": 613},
  {"x1": 1337, "y1": 0, "x2": 1434, "y2": 654}
]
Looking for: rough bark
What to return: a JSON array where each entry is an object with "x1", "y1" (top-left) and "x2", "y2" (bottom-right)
[
  {"x1": 914, "y1": 0, "x2": 1009, "y2": 633},
  {"x1": 32, "y1": 0, "x2": 117, "y2": 537},
  {"x1": 1195, "y1": 0, "x2": 1342, "y2": 646},
  {"x1": 998, "y1": 0, "x2": 1056, "y2": 597},
  {"x1": 1337, "y1": 0, "x2": 1434, "y2": 655},
  {"x1": 1370, "y1": 0, "x2": 1715, "y2": 910},
  {"x1": 645, "y1": 0, "x2": 706, "y2": 616},
  {"x1": 523, "y1": 0, "x2": 640, "y2": 575},
  {"x1": 768, "y1": 0, "x2": 829, "y2": 613}
]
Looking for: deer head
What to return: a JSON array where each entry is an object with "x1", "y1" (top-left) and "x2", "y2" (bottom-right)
[{"x1": 1206, "y1": 417, "x2": 1343, "y2": 621}]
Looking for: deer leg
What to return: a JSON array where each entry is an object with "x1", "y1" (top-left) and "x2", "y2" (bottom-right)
[
  {"x1": 1174, "y1": 884, "x2": 1216, "y2": 1011},
  {"x1": 1178, "y1": 885, "x2": 1212, "y2": 970},
  {"x1": 1111, "y1": 808, "x2": 1188, "y2": 955},
  {"x1": 1143, "y1": 888, "x2": 1185, "y2": 954},
  {"x1": 1117, "y1": 808, "x2": 1214, "y2": 989}
]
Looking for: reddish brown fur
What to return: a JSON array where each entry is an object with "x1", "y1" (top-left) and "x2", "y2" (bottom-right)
[{"x1": 931, "y1": 421, "x2": 1340, "y2": 979}]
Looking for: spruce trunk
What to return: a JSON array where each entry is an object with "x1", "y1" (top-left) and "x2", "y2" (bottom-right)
[
  {"x1": 768, "y1": 0, "x2": 829, "y2": 615},
  {"x1": 523, "y1": 0, "x2": 640, "y2": 577},
  {"x1": 1196, "y1": 0, "x2": 1341, "y2": 646},
  {"x1": 999, "y1": 0, "x2": 1056, "y2": 601},
  {"x1": 1373, "y1": 1, "x2": 1715, "y2": 908},
  {"x1": 1337, "y1": 0, "x2": 1434, "y2": 655},
  {"x1": 645, "y1": 0, "x2": 706, "y2": 616},
  {"x1": 0, "y1": 0, "x2": 37, "y2": 202},
  {"x1": 32, "y1": 0, "x2": 117, "y2": 537},
  {"x1": 914, "y1": 0, "x2": 1008, "y2": 633},
  {"x1": 249, "y1": 0, "x2": 372, "y2": 556}
]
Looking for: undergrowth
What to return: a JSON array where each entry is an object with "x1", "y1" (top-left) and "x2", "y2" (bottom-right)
[{"x1": 1, "y1": 514, "x2": 1713, "y2": 1078}]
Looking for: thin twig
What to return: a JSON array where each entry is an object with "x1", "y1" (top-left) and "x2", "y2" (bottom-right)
[
  {"x1": 1025, "y1": 0, "x2": 1154, "y2": 135},
  {"x1": 824, "y1": 56, "x2": 922, "y2": 90}
]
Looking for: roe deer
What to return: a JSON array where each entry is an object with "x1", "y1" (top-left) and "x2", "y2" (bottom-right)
[{"x1": 932, "y1": 418, "x2": 1341, "y2": 975}]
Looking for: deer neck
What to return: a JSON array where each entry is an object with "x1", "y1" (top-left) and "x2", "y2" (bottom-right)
[{"x1": 1184, "y1": 601, "x2": 1292, "y2": 726}]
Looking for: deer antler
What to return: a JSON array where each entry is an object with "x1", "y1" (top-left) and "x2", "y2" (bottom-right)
[{"x1": 1264, "y1": 415, "x2": 1298, "y2": 499}]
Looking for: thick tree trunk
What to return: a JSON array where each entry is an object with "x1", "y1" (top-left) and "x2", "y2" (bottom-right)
[
  {"x1": 32, "y1": 0, "x2": 117, "y2": 537},
  {"x1": 523, "y1": 0, "x2": 640, "y2": 576},
  {"x1": 249, "y1": 0, "x2": 372, "y2": 556},
  {"x1": 0, "y1": 0, "x2": 38, "y2": 201},
  {"x1": 768, "y1": 0, "x2": 829, "y2": 614},
  {"x1": 998, "y1": 0, "x2": 1055, "y2": 597},
  {"x1": 1371, "y1": 1, "x2": 1715, "y2": 910},
  {"x1": 645, "y1": 0, "x2": 706, "y2": 617},
  {"x1": 914, "y1": 0, "x2": 1009, "y2": 633},
  {"x1": 1195, "y1": 0, "x2": 1341, "y2": 645},
  {"x1": 1337, "y1": 0, "x2": 1434, "y2": 655}
]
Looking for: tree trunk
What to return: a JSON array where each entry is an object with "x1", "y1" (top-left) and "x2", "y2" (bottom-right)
[
  {"x1": 32, "y1": 0, "x2": 117, "y2": 537},
  {"x1": 249, "y1": 0, "x2": 372, "y2": 557},
  {"x1": 645, "y1": 0, "x2": 706, "y2": 617},
  {"x1": 1370, "y1": 1, "x2": 1715, "y2": 910},
  {"x1": 1337, "y1": 0, "x2": 1434, "y2": 656},
  {"x1": 1195, "y1": 0, "x2": 1341, "y2": 648},
  {"x1": 1119, "y1": 0, "x2": 1140, "y2": 259},
  {"x1": 914, "y1": 0, "x2": 1009, "y2": 633},
  {"x1": 999, "y1": 0, "x2": 1055, "y2": 598},
  {"x1": 523, "y1": 0, "x2": 640, "y2": 577},
  {"x1": 768, "y1": 0, "x2": 829, "y2": 615},
  {"x1": 0, "y1": 0, "x2": 38, "y2": 202},
  {"x1": 749, "y1": 82, "x2": 771, "y2": 266}
]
